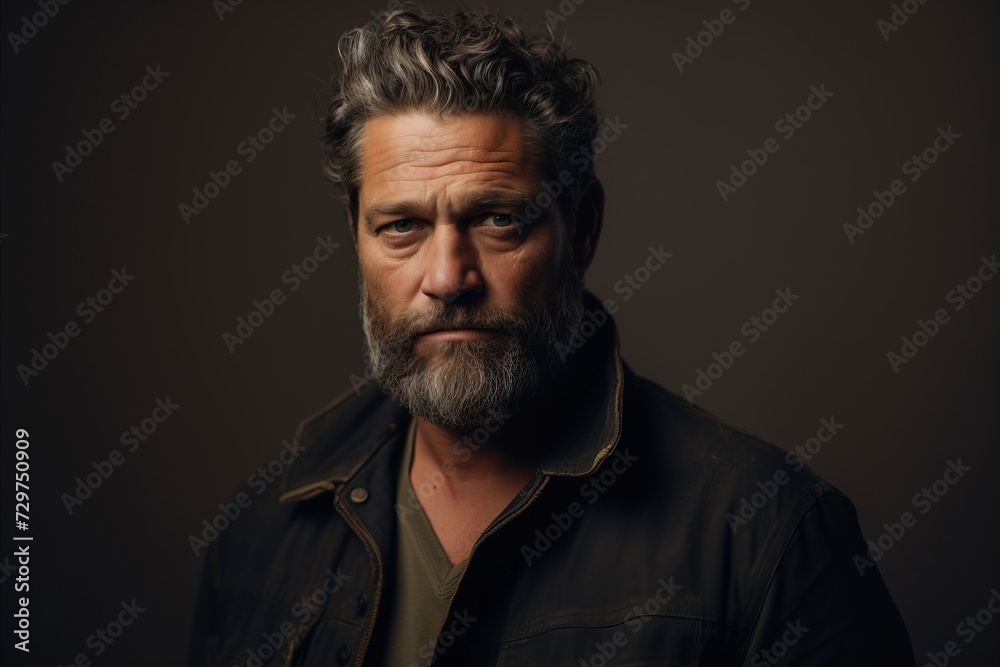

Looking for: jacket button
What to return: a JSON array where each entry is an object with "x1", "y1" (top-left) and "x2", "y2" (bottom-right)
[
  {"x1": 336, "y1": 644, "x2": 351, "y2": 665},
  {"x1": 349, "y1": 487, "x2": 369, "y2": 504},
  {"x1": 356, "y1": 594, "x2": 368, "y2": 616}
]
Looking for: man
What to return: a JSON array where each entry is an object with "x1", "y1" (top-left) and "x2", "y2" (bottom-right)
[{"x1": 190, "y1": 5, "x2": 915, "y2": 665}]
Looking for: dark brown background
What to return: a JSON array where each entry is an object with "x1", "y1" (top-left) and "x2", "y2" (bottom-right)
[{"x1": 1, "y1": 0, "x2": 997, "y2": 665}]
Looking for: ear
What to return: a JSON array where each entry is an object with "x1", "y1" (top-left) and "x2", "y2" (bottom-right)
[{"x1": 570, "y1": 178, "x2": 604, "y2": 274}]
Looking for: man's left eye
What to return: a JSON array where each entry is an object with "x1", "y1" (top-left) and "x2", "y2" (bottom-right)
[{"x1": 487, "y1": 214, "x2": 517, "y2": 227}]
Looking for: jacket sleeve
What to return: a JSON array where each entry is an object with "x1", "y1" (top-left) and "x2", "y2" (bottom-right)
[
  {"x1": 738, "y1": 492, "x2": 915, "y2": 666},
  {"x1": 187, "y1": 540, "x2": 223, "y2": 667}
]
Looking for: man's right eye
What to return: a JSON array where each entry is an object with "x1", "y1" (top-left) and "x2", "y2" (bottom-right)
[{"x1": 385, "y1": 220, "x2": 416, "y2": 233}]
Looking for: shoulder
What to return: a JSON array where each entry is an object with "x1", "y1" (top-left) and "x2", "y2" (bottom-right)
[
  {"x1": 199, "y1": 384, "x2": 402, "y2": 569},
  {"x1": 294, "y1": 382, "x2": 398, "y2": 451},
  {"x1": 620, "y1": 366, "x2": 859, "y2": 579},
  {"x1": 625, "y1": 366, "x2": 835, "y2": 504},
  {"x1": 613, "y1": 367, "x2": 880, "y2": 626}
]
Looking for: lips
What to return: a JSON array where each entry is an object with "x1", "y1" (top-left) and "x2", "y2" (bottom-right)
[
  {"x1": 412, "y1": 327, "x2": 503, "y2": 344},
  {"x1": 417, "y1": 326, "x2": 493, "y2": 336}
]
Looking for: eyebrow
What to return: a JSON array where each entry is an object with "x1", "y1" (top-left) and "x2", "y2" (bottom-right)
[{"x1": 362, "y1": 188, "x2": 539, "y2": 230}]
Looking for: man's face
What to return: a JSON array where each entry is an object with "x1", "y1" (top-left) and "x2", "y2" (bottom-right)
[{"x1": 354, "y1": 112, "x2": 583, "y2": 428}]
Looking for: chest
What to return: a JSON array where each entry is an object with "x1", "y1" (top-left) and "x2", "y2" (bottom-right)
[{"x1": 416, "y1": 489, "x2": 513, "y2": 565}]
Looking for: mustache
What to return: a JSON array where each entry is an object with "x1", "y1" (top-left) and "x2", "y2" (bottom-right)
[{"x1": 378, "y1": 305, "x2": 527, "y2": 341}]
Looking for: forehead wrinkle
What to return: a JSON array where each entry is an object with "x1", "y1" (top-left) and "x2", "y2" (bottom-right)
[
  {"x1": 362, "y1": 115, "x2": 530, "y2": 176},
  {"x1": 380, "y1": 160, "x2": 528, "y2": 185},
  {"x1": 369, "y1": 145, "x2": 528, "y2": 178},
  {"x1": 358, "y1": 114, "x2": 546, "y2": 224},
  {"x1": 365, "y1": 178, "x2": 536, "y2": 222}
]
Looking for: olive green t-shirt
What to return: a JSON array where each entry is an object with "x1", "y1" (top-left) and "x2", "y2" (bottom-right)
[{"x1": 379, "y1": 419, "x2": 469, "y2": 667}]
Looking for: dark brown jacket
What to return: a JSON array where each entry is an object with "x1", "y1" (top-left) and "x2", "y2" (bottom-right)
[{"x1": 189, "y1": 301, "x2": 914, "y2": 666}]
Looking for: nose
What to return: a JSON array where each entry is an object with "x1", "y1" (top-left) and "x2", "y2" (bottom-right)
[{"x1": 419, "y1": 225, "x2": 484, "y2": 304}]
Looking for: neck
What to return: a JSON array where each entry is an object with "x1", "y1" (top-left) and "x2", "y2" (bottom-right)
[{"x1": 413, "y1": 410, "x2": 536, "y2": 481}]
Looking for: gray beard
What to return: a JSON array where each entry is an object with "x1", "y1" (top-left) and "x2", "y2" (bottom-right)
[{"x1": 359, "y1": 269, "x2": 583, "y2": 429}]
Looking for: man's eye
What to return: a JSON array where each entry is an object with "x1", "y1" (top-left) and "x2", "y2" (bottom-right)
[
  {"x1": 487, "y1": 214, "x2": 517, "y2": 228},
  {"x1": 389, "y1": 220, "x2": 415, "y2": 233}
]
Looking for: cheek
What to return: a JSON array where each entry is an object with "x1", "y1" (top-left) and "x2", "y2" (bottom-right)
[
  {"x1": 358, "y1": 239, "x2": 418, "y2": 300},
  {"x1": 485, "y1": 226, "x2": 567, "y2": 302}
]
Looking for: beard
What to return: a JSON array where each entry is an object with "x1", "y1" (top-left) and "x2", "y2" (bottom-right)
[{"x1": 359, "y1": 266, "x2": 584, "y2": 429}]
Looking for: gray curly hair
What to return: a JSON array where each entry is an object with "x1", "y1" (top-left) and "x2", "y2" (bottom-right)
[{"x1": 320, "y1": 3, "x2": 601, "y2": 227}]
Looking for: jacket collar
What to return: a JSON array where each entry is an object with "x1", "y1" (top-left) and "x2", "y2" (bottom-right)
[{"x1": 279, "y1": 291, "x2": 625, "y2": 503}]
